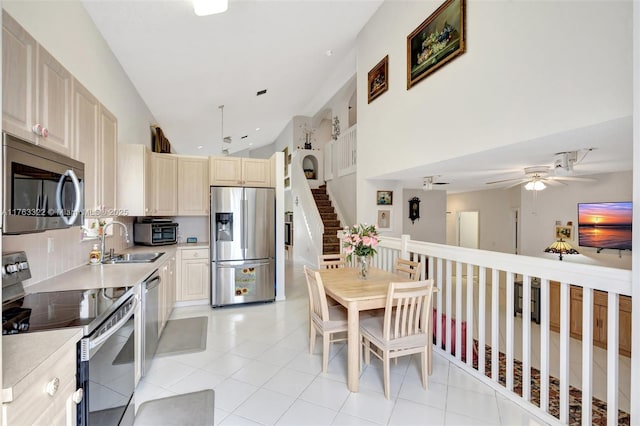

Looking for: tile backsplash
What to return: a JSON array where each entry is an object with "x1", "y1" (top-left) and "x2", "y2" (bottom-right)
[{"x1": 3, "y1": 216, "x2": 134, "y2": 289}]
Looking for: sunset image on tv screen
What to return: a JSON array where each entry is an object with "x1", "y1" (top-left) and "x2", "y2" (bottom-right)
[{"x1": 578, "y1": 202, "x2": 632, "y2": 250}]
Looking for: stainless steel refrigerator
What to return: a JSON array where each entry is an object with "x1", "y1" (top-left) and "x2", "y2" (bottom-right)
[{"x1": 210, "y1": 186, "x2": 275, "y2": 307}]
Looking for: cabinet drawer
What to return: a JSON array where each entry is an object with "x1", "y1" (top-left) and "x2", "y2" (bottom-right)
[
  {"x1": 3, "y1": 348, "x2": 75, "y2": 425},
  {"x1": 181, "y1": 248, "x2": 209, "y2": 260}
]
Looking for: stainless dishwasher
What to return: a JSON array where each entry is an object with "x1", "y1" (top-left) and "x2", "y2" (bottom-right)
[{"x1": 142, "y1": 269, "x2": 161, "y2": 376}]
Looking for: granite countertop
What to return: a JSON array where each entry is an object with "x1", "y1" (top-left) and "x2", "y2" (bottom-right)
[{"x1": 2, "y1": 328, "x2": 83, "y2": 403}]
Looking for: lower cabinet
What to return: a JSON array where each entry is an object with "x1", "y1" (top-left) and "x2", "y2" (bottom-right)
[
  {"x1": 549, "y1": 281, "x2": 631, "y2": 357},
  {"x1": 159, "y1": 255, "x2": 176, "y2": 334},
  {"x1": 177, "y1": 247, "x2": 210, "y2": 302},
  {"x1": 2, "y1": 333, "x2": 82, "y2": 426}
]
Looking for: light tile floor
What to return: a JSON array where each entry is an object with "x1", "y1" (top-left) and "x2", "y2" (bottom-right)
[{"x1": 135, "y1": 260, "x2": 549, "y2": 425}]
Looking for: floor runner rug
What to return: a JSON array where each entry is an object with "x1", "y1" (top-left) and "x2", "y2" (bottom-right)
[
  {"x1": 134, "y1": 389, "x2": 214, "y2": 425},
  {"x1": 470, "y1": 342, "x2": 630, "y2": 425}
]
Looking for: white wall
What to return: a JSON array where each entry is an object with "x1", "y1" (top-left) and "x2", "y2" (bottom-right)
[
  {"x1": 401, "y1": 189, "x2": 446, "y2": 243},
  {"x1": 326, "y1": 172, "x2": 357, "y2": 226},
  {"x1": 447, "y1": 187, "x2": 520, "y2": 252},
  {"x1": 355, "y1": 0, "x2": 632, "y2": 215},
  {"x1": 3, "y1": 1, "x2": 156, "y2": 146},
  {"x1": 520, "y1": 171, "x2": 632, "y2": 269}
]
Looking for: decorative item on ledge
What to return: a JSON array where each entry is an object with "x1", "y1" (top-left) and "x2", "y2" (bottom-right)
[
  {"x1": 544, "y1": 238, "x2": 579, "y2": 261},
  {"x1": 342, "y1": 224, "x2": 380, "y2": 280},
  {"x1": 151, "y1": 125, "x2": 172, "y2": 153}
]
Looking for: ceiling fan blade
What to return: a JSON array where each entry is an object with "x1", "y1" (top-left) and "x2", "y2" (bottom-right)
[
  {"x1": 486, "y1": 177, "x2": 525, "y2": 185},
  {"x1": 550, "y1": 176, "x2": 596, "y2": 182},
  {"x1": 544, "y1": 179, "x2": 567, "y2": 186},
  {"x1": 505, "y1": 180, "x2": 527, "y2": 189}
]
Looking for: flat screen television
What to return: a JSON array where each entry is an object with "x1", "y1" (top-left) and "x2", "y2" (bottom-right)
[{"x1": 577, "y1": 202, "x2": 632, "y2": 250}]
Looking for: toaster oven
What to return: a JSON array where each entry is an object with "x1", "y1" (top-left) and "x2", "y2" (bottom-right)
[{"x1": 134, "y1": 221, "x2": 178, "y2": 245}]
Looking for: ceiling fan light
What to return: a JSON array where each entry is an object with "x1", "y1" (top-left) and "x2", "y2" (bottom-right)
[
  {"x1": 525, "y1": 180, "x2": 546, "y2": 191},
  {"x1": 193, "y1": 0, "x2": 228, "y2": 16}
]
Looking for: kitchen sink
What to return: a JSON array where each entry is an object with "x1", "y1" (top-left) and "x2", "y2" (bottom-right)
[{"x1": 102, "y1": 252, "x2": 165, "y2": 264}]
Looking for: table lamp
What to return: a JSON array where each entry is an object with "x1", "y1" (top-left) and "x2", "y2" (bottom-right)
[{"x1": 544, "y1": 238, "x2": 579, "y2": 261}]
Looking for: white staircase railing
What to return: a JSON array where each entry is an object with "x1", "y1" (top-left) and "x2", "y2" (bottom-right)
[{"x1": 291, "y1": 151, "x2": 323, "y2": 265}]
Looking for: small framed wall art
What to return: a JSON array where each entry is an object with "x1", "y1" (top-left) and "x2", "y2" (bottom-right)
[
  {"x1": 407, "y1": 0, "x2": 466, "y2": 89},
  {"x1": 377, "y1": 210, "x2": 391, "y2": 229},
  {"x1": 367, "y1": 55, "x2": 389, "y2": 103},
  {"x1": 376, "y1": 190, "x2": 393, "y2": 205},
  {"x1": 555, "y1": 225, "x2": 572, "y2": 240}
]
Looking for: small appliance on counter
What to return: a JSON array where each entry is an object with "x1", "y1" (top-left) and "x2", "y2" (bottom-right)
[{"x1": 134, "y1": 218, "x2": 178, "y2": 246}]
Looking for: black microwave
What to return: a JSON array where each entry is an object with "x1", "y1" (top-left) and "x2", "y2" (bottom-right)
[
  {"x1": 2, "y1": 132, "x2": 84, "y2": 234},
  {"x1": 134, "y1": 222, "x2": 178, "y2": 246}
]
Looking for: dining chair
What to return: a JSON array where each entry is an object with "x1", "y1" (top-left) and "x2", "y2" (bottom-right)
[
  {"x1": 318, "y1": 253, "x2": 347, "y2": 269},
  {"x1": 359, "y1": 279, "x2": 435, "y2": 399},
  {"x1": 303, "y1": 265, "x2": 348, "y2": 373},
  {"x1": 394, "y1": 258, "x2": 422, "y2": 281}
]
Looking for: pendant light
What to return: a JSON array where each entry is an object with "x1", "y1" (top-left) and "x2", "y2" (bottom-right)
[{"x1": 193, "y1": 0, "x2": 228, "y2": 16}]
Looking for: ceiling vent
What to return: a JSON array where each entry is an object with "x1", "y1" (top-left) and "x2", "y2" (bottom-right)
[{"x1": 256, "y1": 89, "x2": 267, "y2": 96}]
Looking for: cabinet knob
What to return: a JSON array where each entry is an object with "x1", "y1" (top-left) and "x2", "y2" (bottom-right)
[
  {"x1": 45, "y1": 377, "x2": 60, "y2": 396},
  {"x1": 72, "y1": 388, "x2": 84, "y2": 404}
]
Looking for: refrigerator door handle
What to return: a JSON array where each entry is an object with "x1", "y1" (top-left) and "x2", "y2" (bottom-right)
[{"x1": 242, "y1": 198, "x2": 249, "y2": 253}]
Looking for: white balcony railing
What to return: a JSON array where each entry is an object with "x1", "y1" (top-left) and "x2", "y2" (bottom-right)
[
  {"x1": 325, "y1": 125, "x2": 357, "y2": 181},
  {"x1": 339, "y1": 233, "x2": 632, "y2": 425}
]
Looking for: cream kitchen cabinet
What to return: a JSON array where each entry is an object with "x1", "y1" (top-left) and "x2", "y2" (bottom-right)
[
  {"x1": 178, "y1": 156, "x2": 209, "y2": 216},
  {"x1": 3, "y1": 12, "x2": 73, "y2": 156},
  {"x1": 2, "y1": 330, "x2": 83, "y2": 426},
  {"x1": 117, "y1": 144, "x2": 152, "y2": 217},
  {"x1": 177, "y1": 247, "x2": 210, "y2": 302},
  {"x1": 209, "y1": 156, "x2": 272, "y2": 187},
  {"x1": 159, "y1": 255, "x2": 176, "y2": 333},
  {"x1": 73, "y1": 80, "x2": 118, "y2": 216},
  {"x1": 151, "y1": 153, "x2": 178, "y2": 216}
]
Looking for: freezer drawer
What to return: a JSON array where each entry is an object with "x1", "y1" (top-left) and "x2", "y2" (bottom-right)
[{"x1": 212, "y1": 260, "x2": 275, "y2": 307}]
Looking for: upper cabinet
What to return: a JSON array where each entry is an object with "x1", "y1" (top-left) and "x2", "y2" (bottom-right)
[
  {"x1": 2, "y1": 12, "x2": 73, "y2": 156},
  {"x1": 178, "y1": 156, "x2": 209, "y2": 216},
  {"x1": 210, "y1": 156, "x2": 272, "y2": 187},
  {"x1": 36, "y1": 46, "x2": 72, "y2": 156},
  {"x1": 151, "y1": 153, "x2": 178, "y2": 216},
  {"x1": 117, "y1": 144, "x2": 151, "y2": 217},
  {"x1": 99, "y1": 105, "x2": 118, "y2": 211},
  {"x1": 2, "y1": 12, "x2": 36, "y2": 143},
  {"x1": 73, "y1": 80, "x2": 100, "y2": 213}
]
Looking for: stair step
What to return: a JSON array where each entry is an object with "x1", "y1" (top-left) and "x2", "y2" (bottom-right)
[
  {"x1": 324, "y1": 220, "x2": 341, "y2": 228},
  {"x1": 315, "y1": 200, "x2": 332, "y2": 207},
  {"x1": 312, "y1": 193, "x2": 329, "y2": 200},
  {"x1": 320, "y1": 213, "x2": 337, "y2": 221}
]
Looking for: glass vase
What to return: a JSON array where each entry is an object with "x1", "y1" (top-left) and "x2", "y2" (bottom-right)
[{"x1": 358, "y1": 255, "x2": 369, "y2": 280}]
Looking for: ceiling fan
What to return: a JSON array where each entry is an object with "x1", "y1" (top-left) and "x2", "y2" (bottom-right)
[
  {"x1": 486, "y1": 166, "x2": 594, "y2": 191},
  {"x1": 423, "y1": 176, "x2": 450, "y2": 191}
]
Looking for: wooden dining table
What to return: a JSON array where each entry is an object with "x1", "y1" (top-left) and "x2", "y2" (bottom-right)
[{"x1": 318, "y1": 266, "x2": 416, "y2": 392}]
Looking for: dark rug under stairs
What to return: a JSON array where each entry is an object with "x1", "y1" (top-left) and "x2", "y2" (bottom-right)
[{"x1": 311, "y1": 185, "x2": 342, "y2": 254}]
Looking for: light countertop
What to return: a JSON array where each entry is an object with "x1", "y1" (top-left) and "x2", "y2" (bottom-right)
[
  {"x1": 3, "y1": 244, "x2": 191, "y2": 402},
  {"x1": 2, "y1": 328, "x2": 83, "y2": 403}
]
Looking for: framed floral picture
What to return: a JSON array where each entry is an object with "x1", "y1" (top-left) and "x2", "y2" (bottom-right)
[
  {"x1": 376, "y1": 190, "x2": 393, "y2": 205},
  {"x1": 407, "y1": 0, "x2": 466, "y2": 89},
  {"x1": 368, "y1": 55, "x2": 389, "y2": 103}
]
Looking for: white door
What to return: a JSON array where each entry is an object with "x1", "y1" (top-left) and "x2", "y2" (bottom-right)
[{"x1": 458, "y1": 211, "x2": 479, "y2": 249}]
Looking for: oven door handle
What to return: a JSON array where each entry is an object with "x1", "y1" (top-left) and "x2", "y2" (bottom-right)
[
  {"x1": 55, "y1": 169, "x2": 81, "y2": 225},
  {"x1": 89, "y1": 295, "x2": 139, "y2": 351}
]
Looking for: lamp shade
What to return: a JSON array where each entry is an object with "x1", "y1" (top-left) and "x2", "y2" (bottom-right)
[
  {"x1": 193, "y1": 0, "x2": 228, "y2": 16},
  {"x1": 544, "y1": 238, "x2": 579, "y2": 260}
]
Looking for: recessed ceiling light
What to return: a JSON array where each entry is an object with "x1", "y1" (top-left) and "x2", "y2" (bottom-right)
[
  {"x1": 249, "y1": 143, "x2": 253, "y2": 146},
  {"x1": 193, "y1": 0, "x2": 228, "y2": 16},
  {"x1": 255, "y1": 127, "x2": 261, "y2": 131},
  {"x1": 197, "y1": 145, "x2": 203, "y2": 149},
  {"x1": 325, "y1": 49, "x2": 333, "y2": 57}
]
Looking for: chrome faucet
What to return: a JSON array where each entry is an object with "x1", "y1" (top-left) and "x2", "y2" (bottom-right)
[{"x1": 100, "y1": 221, "x2": 130, "y2": 261}]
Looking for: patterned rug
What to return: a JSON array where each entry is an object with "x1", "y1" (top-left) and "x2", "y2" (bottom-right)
[{"x1": 469, "y1": 343, "x2": 630, "y2": 425}]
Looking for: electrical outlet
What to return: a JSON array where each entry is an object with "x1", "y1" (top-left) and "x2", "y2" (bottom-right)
[{"x1": 47, "y1": 237, "x2": 55, "y2": 253}]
